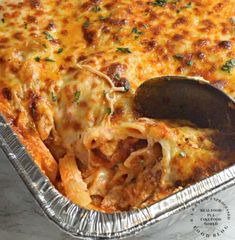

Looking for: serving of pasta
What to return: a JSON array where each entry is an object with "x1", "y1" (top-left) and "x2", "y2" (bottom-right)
[{"x1": 0, "y1": 0, "x2": 235, "y2": 212}]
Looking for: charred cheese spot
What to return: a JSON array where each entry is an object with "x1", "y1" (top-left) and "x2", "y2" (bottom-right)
[
  {"x1": 28, "y1": 0, "x2": 41, "y2": 9},
  {"x1": 26, "y1": 15, "x2": 38, "y2": 23},
  {"x1": 102, "y1": 63, "x2": 126, "y2": 80},
  {"x1": 218, "y1": 40, "x2": 232, "y2": 50},
  {"x1": 2, "y1": 88, "x2": 12, "y2": 101},
  {"x1": 82, "y1": 27, "x2": 96, "y2": 45}
]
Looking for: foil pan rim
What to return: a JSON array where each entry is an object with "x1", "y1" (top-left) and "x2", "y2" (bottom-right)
[{"x1": 0, "y1": 114, "x2": 235, "y2": 239}]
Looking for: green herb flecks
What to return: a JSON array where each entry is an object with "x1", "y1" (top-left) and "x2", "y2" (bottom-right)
[
  {"x1": 99, "y1": 13, "x2": 112, "y2": 21},
  {"x1": 132, "y1": 27, "x2": 143, "y2": 39},
  {"x1": 34, "y1": 56, "x2": 41, "y2": 62},
  {"x1": 57, "y1": 48, "x2": 63, "y2": 54},
  {"x1": 24, "y1": 22, "x2": 28, "y2": 29},
  {"x1": 173, "y1": 54, "x2": 184, "y2": 60},
  {"x1": 151, "y1": 0, "x2": 168, "y2": 7},
  {"x1": 187, "y1": 60, "x2": 193, "y2": 66},
  {"x1": 116, "y1": 47, "x2": 132, "y2": 54},
  {"x1": 176, "y1": 1, "x2": 192, "y2": 13},
  {"x1": 106, "y1": 107, "x2": 112, "y2": 115},
  {"x1": 74, "y1": 90, "x2": 81, "y2": 104},
  {"x1": 43, "y1": 31, "x2": 54, "y2": 41},
  {"x1": 45, "y1": 57, "x2": 55, "y2": 62},
  {"x1": 83, "y1": 20, "x2": 90, "y2": 28},
  {"x1": 132, "y1": 27, "x2": 143, "y2": 35},
  {"x1": 114, "y1": 73, "x2": 121, "y2": 81},
  {"x1": 103, "y1": 90, "x2": 107, "y2": 97},
  {"x1": 179, "y1": 151, "x2": 186, "y2": 158},
  {"x1": 143, "y1": 24, "x2": 149, "y2": 29},
  {"x1": 221, "y1": 59, "x2": 235, "y2": 73},
  {"x1": 92, "y1": 5, "x2": 101, "y2": 12},
  {"x1": 185, "y1": 2, "x2": 192, "y2": 8},
  {"x1": 99, "y1": 15, "x2": 106, "y2": 21},
  {"x1": 51, "y1": 92, "x2": 57, "y2": 102}
]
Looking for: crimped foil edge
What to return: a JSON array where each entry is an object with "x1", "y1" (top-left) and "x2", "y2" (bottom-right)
[{"x1": 0, "y1": 114, "x2": 235, "y2": 239}]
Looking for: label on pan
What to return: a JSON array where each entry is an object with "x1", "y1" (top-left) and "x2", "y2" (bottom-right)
[
  {"x1": 140, "y1": 185, "x2": 235, "y2": 240},
  {"x1": 190, "y1": 197, "x2": 231, "y2": 238}
]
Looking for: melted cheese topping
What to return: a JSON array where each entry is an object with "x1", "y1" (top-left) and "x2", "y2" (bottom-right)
[{"x1": 0, "y1": 0, "x2": 235, "y2": 212}]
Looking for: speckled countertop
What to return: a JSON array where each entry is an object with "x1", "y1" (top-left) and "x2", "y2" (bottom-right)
[{"x1": 1, "y1": 147, "x2": 235, "y2": 240}]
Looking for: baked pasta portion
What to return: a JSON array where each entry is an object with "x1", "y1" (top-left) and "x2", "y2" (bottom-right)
[{"x1": 0, "y1": 0, "x2": 235, "y2": 212}]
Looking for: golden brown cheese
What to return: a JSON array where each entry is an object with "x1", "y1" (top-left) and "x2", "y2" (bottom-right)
[{"x1": 0, "y1": 0, "x2": 235, "y2": 212}]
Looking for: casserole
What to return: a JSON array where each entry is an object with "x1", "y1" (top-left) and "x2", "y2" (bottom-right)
[{"x1": 0, "y1": 0, "x2": 235, "y2": 237}]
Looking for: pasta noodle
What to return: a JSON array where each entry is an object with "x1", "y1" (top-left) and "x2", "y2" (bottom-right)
[{"x1": 59, "y1": 153, "x2": 92, "y2": 208}]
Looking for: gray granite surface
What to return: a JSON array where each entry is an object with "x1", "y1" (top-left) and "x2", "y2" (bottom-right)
[{"x1": 1, "y1": 148, "x2": 235, "y2": 240}]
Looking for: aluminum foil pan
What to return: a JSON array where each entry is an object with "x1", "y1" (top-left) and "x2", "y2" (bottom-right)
[{"x1": 0, "y1": 113, "x2": 235, "y2": 239}]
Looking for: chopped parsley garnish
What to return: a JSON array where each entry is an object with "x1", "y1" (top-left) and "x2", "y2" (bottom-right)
[
  {"x1": 103, "y1": 90, "x2": 107, "y2": 97},
  {"x1": 116, "y1": 47, "x2": 132, "y2": 54},
  {"x1": 221, "y1": 59, "x2": 235, "y2": 73},
  {"x1": 57, "y1": 48, "x2": 63, "y2": 54},
  {"x1": 114, "y1": 73, "x2": 121, "y2": 80},
  {"x1": 106, "y1": 107, "x2": 112, "y2": 114},
  {"x1": 173, "y1": 54, "x2": 184, "y2": 60},
  {"x1": 1, "y1": 18, "x2": 5, "y2": 23},
  {"x1": 132, "y1": 27, "x2": 143, "y2": 35},
  {"x1": 83, "y1": 20, "x2": 90, "y2": 28},
  {"x1": 179, "y1": 151, "x2": 186, "y2": 158},
  {"x1": 45, "y1": 57, "x2": 55, "y2": 62},
  {"x1": 43, "y1": 31, "x2": 54, "y2": 41},
  {"x1": 74, "y1": 90, "x2": 81, "y2": 104},
  {"x1": 99, "y1": 15, "x2": 106, "y2": 21},
  {"x1": 51, "y1": 92, "x2": 57, "y2": 102},
  {"x1": 176, "y1": 2, "x2": 192, "y2": 13},
  {"x1": 143, "y1": 24, "x2": 149, "y2": 29},
  {"x1": 151, "y1": 0, "x2": 168, "y2": 7},
  {"x1": 34, "y1": 56, "x2": 41, "y2": 62},
  {"x1": 24, "y1": 22, "x2": 28, "y2": 29},
  {"x1": 92, "y1": 5, "x2": 101, "y2": 12},
  {"x1": 185, "y1": 2, "x2": 192, "y2": 8},
  {"x1": 187, "y1": 60, "x2": 193, "y2": 66}
]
